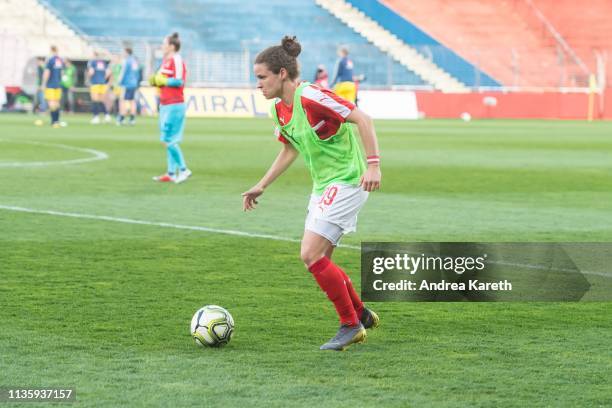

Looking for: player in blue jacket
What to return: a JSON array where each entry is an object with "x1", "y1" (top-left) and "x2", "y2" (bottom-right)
[{"x1": 117, "y1": 48, "x2": 141, "y2": 126}]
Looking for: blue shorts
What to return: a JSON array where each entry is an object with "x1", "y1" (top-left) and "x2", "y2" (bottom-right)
[
  {"x1": 159, "y1": 103, "x2": 186, "y2": 143},
  {"x1": 123, "y1": 87, "x2": 137, "y2": 100}
]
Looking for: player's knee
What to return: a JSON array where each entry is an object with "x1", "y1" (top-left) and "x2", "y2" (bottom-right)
[
  {"x1": 300, "y1": 247, "x2": 324, "y2": 268},
  {"x1": 300, "y1": 251, "x2": 313, "y2": 267}
]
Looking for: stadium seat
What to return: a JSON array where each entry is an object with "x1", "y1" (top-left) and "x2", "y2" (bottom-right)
[
  {"x1": 44, "y1": 0, "x2": 428, "y2": 87},
  {"x1": 381, "y1": 0, "x2": 600, "y2": 87}
]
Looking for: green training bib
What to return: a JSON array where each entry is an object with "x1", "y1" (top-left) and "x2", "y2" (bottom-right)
[{"x1": 271, "y1": 82, "x2": 365, "y2": 195}]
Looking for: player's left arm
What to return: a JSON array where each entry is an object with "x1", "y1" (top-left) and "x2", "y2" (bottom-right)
[
  {"x1": 155, "y1": 56, "x2": 184, "y2": 87},
  {"x1": 346, "y1": 108, "x2": 381, "y2": 192},
  {"x1": 162, "y1": 77, "x2": 183, "y2": 87},
  {"x1": 153, "y1": 75, "x2": 183, "y2": 87}
]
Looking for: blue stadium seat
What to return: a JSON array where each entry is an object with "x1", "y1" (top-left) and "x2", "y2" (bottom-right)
[{"x1": 44, "y1": 0, "x2": 427, "y2": 86}]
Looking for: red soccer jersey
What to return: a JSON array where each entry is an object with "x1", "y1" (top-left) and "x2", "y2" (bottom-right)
[
  {"x1": 275, "y1": 83, "x2": 355, "y2": 143},
  {"x1": 159, "y1": 54, "x2": 186, "y2": 105}
]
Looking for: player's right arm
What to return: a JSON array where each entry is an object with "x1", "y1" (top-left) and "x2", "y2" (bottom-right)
[
  {"x1": 42, "y1": 58, "x2": 52, "y2": 88},
  {"x1": 86, "y1": 61, "x2": 93, "y2": 81},
  {"x1": 118, "y1": 60, "x2": 127, "y2": 85},
  {"x1": 331, "y1": 59, "x2": 341, "y2": 86},
  {"x1": 242, "y1": 143, "x2": 298, "y2": 211}
]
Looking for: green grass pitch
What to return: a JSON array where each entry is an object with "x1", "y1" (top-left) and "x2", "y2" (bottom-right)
[{"x1": 1, "y1": 114, "x2": 611, "y2": 407}]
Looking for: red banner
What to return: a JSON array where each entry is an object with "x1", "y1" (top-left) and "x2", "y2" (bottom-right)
[{"x1": 415, "y1": 90, "x2": 611, "y2": 120}]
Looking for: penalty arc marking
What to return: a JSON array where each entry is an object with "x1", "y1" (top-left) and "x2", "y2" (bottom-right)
[{"x1": 0, "y1": 139, "x2": 109, "y2": 167}]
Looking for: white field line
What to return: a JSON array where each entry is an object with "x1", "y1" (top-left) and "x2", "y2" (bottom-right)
[
  {"x1": 0, "y1": 204, "x2": 359, "y2": 250},
  {"x1": 0, "y1": 139, "x2": 108, "y2": 167},
  {"x1": 0, "y1": 204, "x2": 609, "y2": 278}
]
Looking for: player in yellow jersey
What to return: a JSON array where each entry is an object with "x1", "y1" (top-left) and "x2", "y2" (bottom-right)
[
  {"x1": 42, "y1": 45, "x2": 66, "y2": 127},
  {"x1": 87, "y1": 51, "x2": 111, "y2": 124}
]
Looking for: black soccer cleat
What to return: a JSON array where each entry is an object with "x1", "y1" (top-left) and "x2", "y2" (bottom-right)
[{"x1": 360, "y1": 307, "x2": 380, "y2": 330}]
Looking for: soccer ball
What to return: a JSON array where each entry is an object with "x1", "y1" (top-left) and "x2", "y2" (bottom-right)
[{"x1": 190, "y1": 305, "x2": 234, "y2": 347}]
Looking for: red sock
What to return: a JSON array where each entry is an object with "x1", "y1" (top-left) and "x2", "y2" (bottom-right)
[
  {"x1": 337, "y1": 267, "x2": 364, "y2": 318},
  {"x1": 309, "y1": 257, "x2": 359, "y2": 326}
]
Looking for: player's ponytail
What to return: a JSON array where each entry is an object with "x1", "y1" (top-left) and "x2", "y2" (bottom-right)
[
  {"x1": 168, "y1": 32, "x2": 181, "y2": 52},
  {"x1": 254, "y1": 35, "x2": 301, "y2": 80}
]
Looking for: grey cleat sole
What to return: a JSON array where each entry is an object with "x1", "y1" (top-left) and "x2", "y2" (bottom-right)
[{"x1": 320, "y1": 324, "x2": 367, "y2": 351}]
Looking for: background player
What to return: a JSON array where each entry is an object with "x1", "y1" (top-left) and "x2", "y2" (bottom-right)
[
  {"x1": 87, "y1": 51, "x2": 111, "y2": 124},
  {"x1": 107, "y1": 53, "x2": 122, "y2": 116},
  {"x1": 150, "y1": 32, "x2": 191, "y2": 184},
  {"x1": 42, "y1": 45, "x2": 65, "y2": 127},
  {"x1": 331, "y1": 46, "x2": 356, "y2": 103},
  {"x1": 242, "y1": 36, "x2": 381, "y2": 351},
  {"x1": 33, "y1": 56, "x2": 47, "y2": 113},
  {"x1": 314, "y1": 64, "x2": 329, "y2": 89},
  {"x1": 60, "y1": 59, "x2": 76, "y2": 113},
  {"x1": 117, "y1": 47, "x2": 141, "y2": 126}
]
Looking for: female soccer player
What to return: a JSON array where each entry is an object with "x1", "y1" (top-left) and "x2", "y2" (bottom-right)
[
  {"x1": 108, "y1": 54, "x2": 123, "y2": 116},
  {"x1": 117, "y1": 48, "x2": 141, "y2": 126},
  {"x1": 242, "y1": 36, "x2": 381, "y2": 351},
  {"x1": 150, "y1": 33, "x2": 191, "y2": 184}
]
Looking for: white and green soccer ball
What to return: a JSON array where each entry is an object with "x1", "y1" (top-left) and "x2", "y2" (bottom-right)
[{"x1": 190, "y1": 305, "x2": 234, "y2": 347}]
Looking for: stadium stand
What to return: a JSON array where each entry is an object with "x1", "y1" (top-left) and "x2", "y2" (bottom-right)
[
  {"x1": 316, "y1": 0, "x2": 469, "y2": 92},
  {"x1": 0, "y1": 0, "x2": 92, "y2": 87},
  {"x1": 531, "y1": 0, "x2": 611, "y2": 88},
  {"x1": 43, "y1": 0, "x2": 428, "y2": 87},
  {"x1": 380, "y1": 0, "x2": 591, "y2": 88},
  {"x1": 0, "y1": 33, "x2": 28, "y2": 88},
  {"x1": 0, "y1": 0, "x2": 91, "y2": 56},
  {"x1": 341, "y1": 0, "x2": 500, "y2": 88}
]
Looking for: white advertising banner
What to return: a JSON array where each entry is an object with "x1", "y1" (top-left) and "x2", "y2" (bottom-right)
[
  {"x1": 138, "y1": 87, "x2": 418, "y2": 120},
  {"x1": 357, "y1": 90, "x2": 419, "y2": 120},
  {"x1": 138, "y1": 87, "x2": 272, "y2": 118}
]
